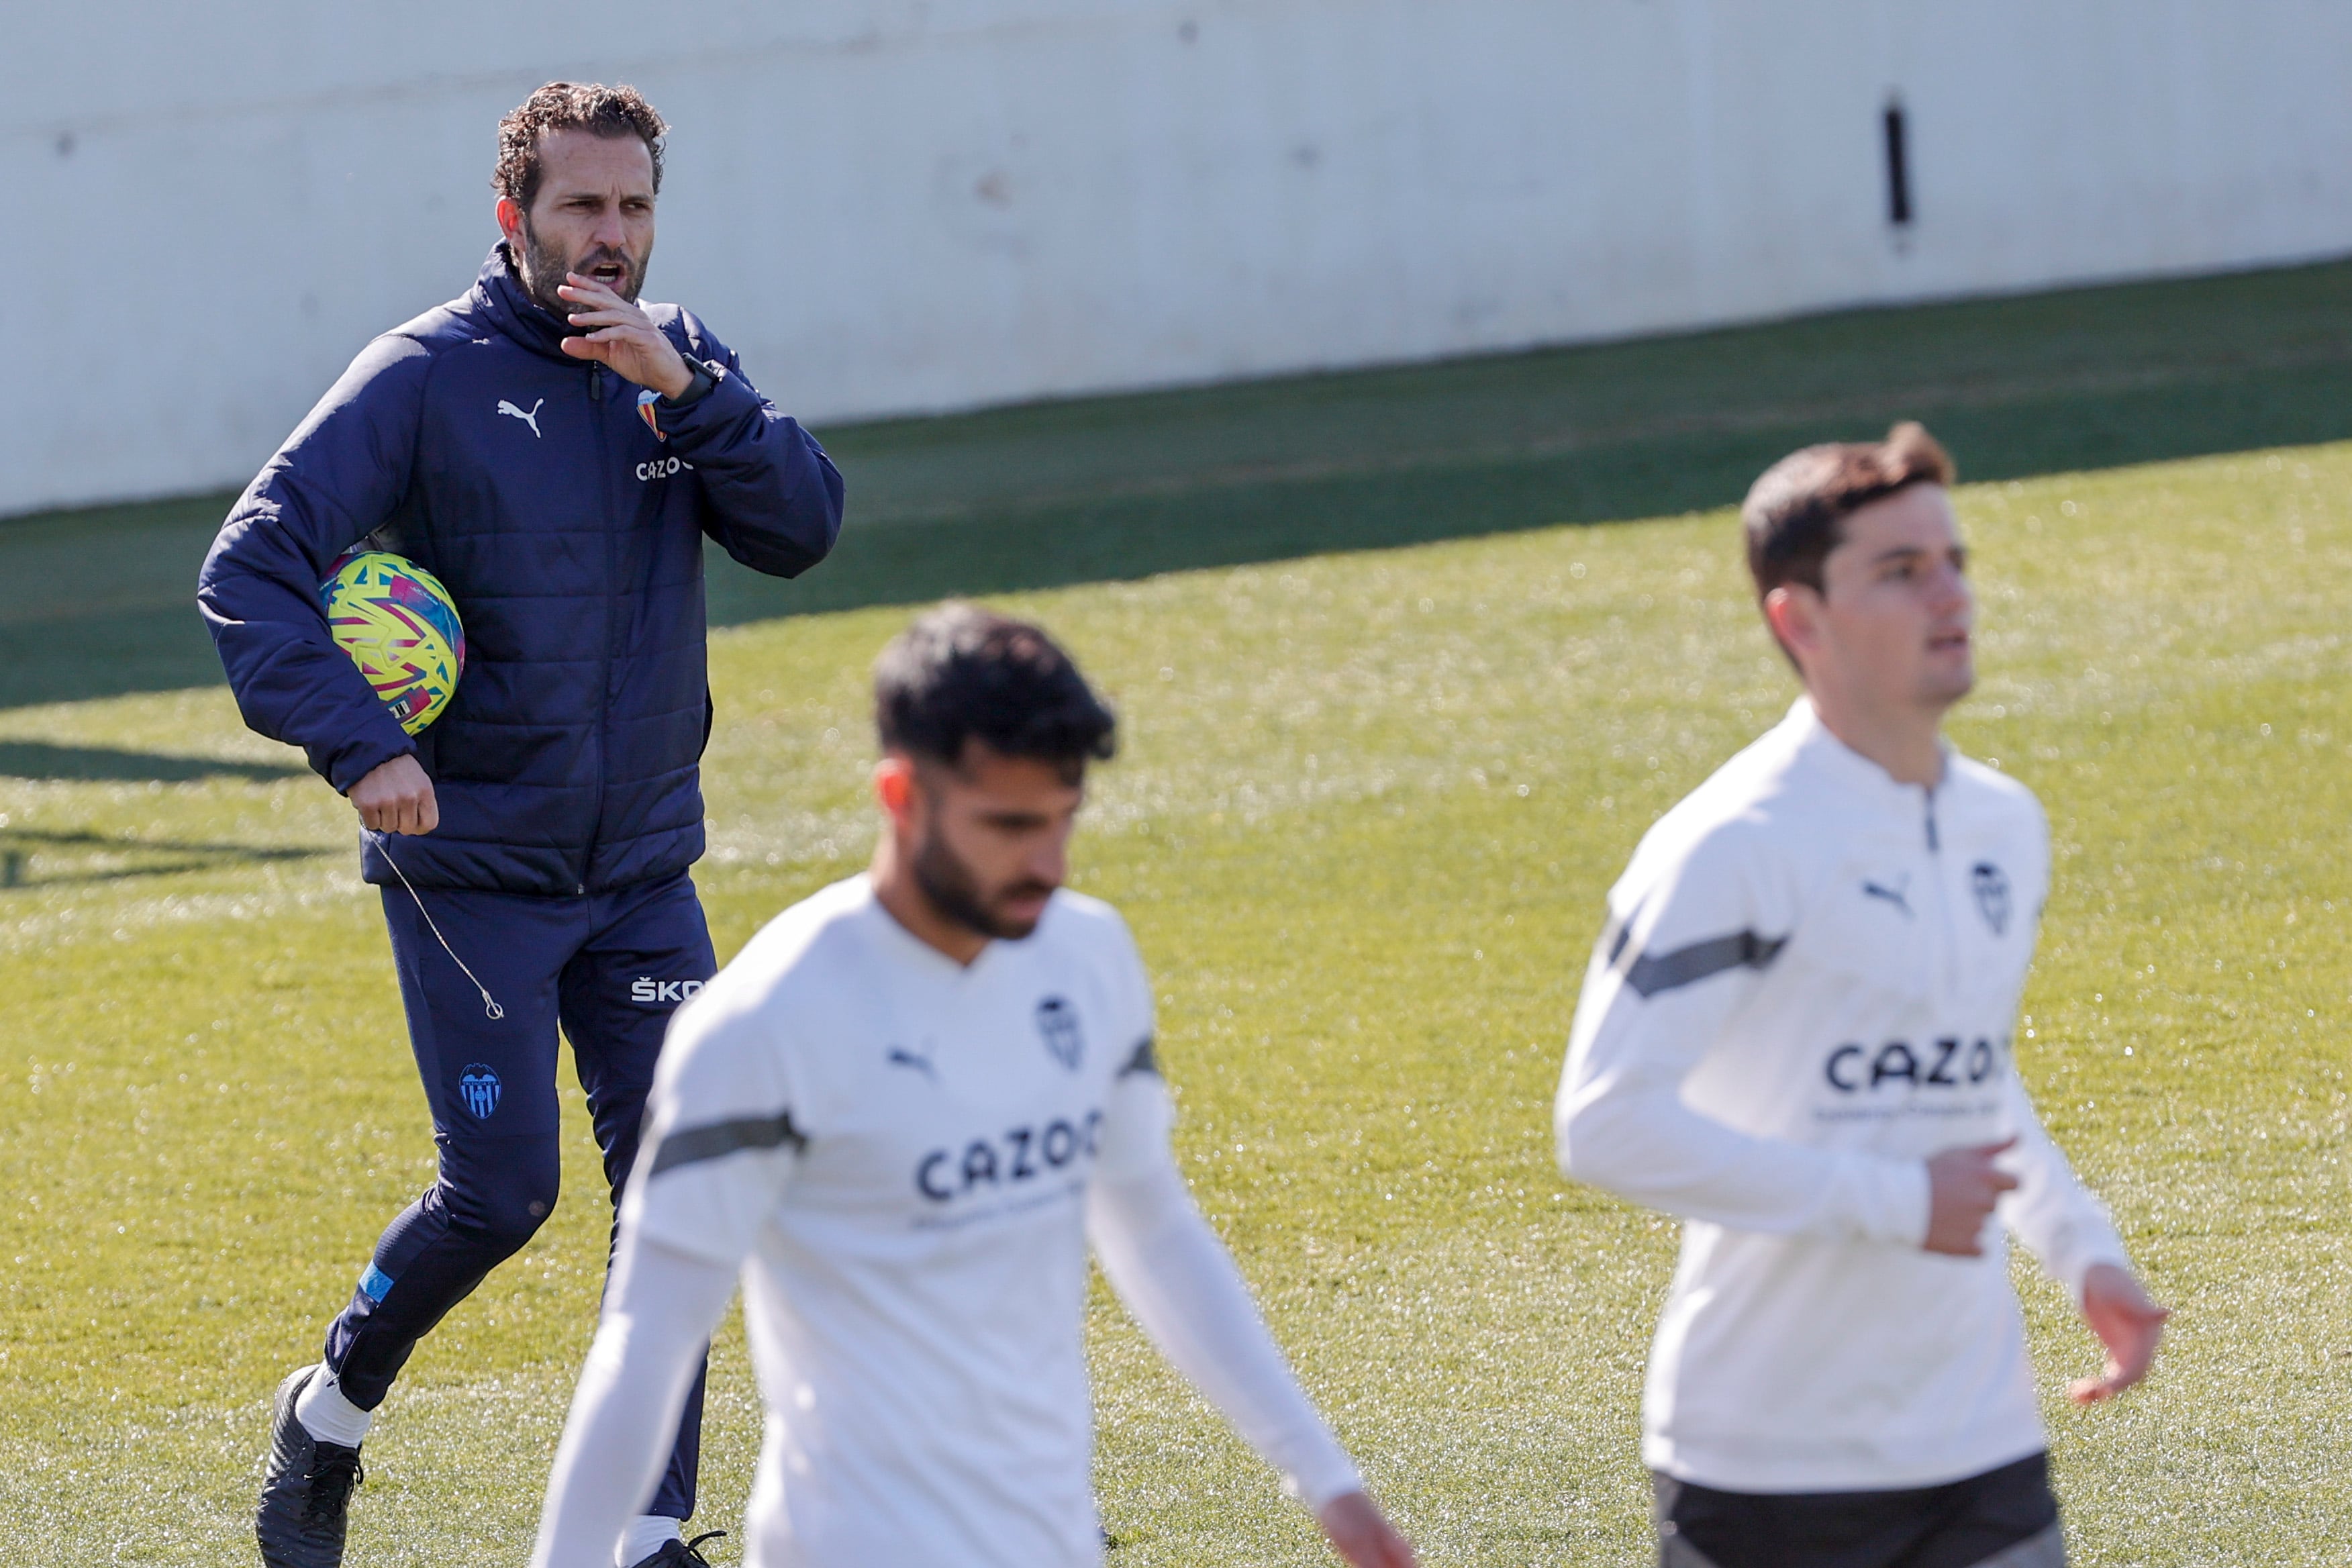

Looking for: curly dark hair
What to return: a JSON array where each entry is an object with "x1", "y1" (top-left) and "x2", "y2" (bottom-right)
[
  {"x1": 1742, "y1": 421, "x2": 1957, "y2": 600},
  {"x1": 493, "y1": 81, "x2": 667, "y2": 211},
  {"x1": 875, "y1": 604, "x2": 1118, "y2": 781}
]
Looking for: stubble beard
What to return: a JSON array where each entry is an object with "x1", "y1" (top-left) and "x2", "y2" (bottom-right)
[
  {"x1": 513, "y1": 213, "x2": 646, "y2": 322},
  {"x1": 910, "y1": 814, "x2": 1053, "y2": 943}
]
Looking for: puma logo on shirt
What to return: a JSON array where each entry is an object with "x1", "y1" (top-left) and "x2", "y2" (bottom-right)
[
  {"x1": 886, "y1": 1046, "x2": 938, "y2": 1079},
  {"x1": 497, "y1": 397, "x2": 545, "y2": 437},
  {"x1": 1861, "y1": 877, "x2": 1913, "y2": 917}
]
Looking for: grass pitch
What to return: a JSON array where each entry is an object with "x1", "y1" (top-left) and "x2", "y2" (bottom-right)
[{"x1": 3, "y1": 303, "x2": 2350, "y2": 1559}]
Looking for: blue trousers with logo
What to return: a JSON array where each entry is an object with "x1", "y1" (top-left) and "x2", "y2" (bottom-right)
[{"x1": 323, "y1": 870, "x2": 718, "y2": 1522}]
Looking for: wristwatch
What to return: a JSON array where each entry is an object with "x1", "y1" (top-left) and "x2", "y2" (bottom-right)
[
  {"x1": 637, "y1": 358, "x2": 721, "y2": 439},
  {"x1": 663, "y1": 357, "x2": 721, "y2": 407}
]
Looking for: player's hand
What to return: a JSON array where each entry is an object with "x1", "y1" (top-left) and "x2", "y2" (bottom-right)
[
  {"x1": 350, "y1": 754, "x2": 438, "y2": 835},
  {"x1": 1315, "y1": 1490, "x2": 1418, "y2": 1568},
  {"x1": 1922, "y1": 1138, "x2": 2018, "y2": 1256},
  {"x1": 2068, "y1": 1262, "x2": 2167, "y2": 1404},
  {"x1": 556, "y1": 273, "x2": 693, "y2": 398}
]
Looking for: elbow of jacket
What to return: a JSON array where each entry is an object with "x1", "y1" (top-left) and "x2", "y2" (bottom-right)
[
  {"x1": 1555, "y1": 1093, "x2": 1638, "y2": 1190},
  {"x1": 812, "y1": 498, "x2": 844, "y2": 562},
  {"x1": 739, "y1": 528, "x2": 834, "y2": 581},
  {"x1": 770, "y1": 469, "x2": 844, "y2": 573},
  {"x1": 813, "y1": 475, "x2": 845, "y2": 556}
]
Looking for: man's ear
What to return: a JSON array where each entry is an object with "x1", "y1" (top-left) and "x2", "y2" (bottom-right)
[
  {"x1": 495, "y1": 195, "x2": 526, "y2": 248},
  {"x1": 1763, "y1": 583, "x2": 1825, "y2": 669},
  {"x1": 873, "y1": 755, "x2": 919, "y2": 829}
]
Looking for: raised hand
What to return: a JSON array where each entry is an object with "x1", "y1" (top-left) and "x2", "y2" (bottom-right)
[
  {"x1": 2068, "y1": 1263, "x2": 2167, "y2": 1404},
  {"x1": 1315, "y1": 1490, "x2": 1418, "y2": 1568},
  {"x1": 556, "y1": 272, "x2": 692, "y2": 398},
  {"x1": 1922, "y1": 1138, "x2": 2020, "y2": 1256}
]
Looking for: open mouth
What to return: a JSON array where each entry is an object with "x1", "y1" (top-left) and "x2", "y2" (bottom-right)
[{"x1": 586, "y1": 261, "x2": 628, "y2": 287}]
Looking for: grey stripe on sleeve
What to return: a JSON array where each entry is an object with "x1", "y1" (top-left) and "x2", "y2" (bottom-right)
[
  {"x1": 1619, "y1": 930, "x2": 1787, "y2": 998},
  {"x1": 648, "y1": 1110, "x2": 806, "y2": 1177},
  {"x1": 1118, "y1": 1036, "x2": 1159, "y2": 1078}
]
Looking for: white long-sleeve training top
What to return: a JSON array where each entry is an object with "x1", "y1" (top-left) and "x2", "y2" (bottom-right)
[
  {"x1": 1555, "y1": 698, "x2": 2131, "y2": 1493},
  {"x1": 530, "y1": 875, "x2": 1360, "y2": 1568}
]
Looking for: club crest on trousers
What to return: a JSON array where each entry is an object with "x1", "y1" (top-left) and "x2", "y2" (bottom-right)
[{"x1": 457, "y1": 1063, "x2": 502, "y2": 1120}]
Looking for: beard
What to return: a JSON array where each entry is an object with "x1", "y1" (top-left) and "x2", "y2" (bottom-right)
[
  {"x1": 910, "y1": 815, "x2": 1057, "y2": 942},
  {"x1": 513, "y1": 214, "x2": 647, "y2": 322}
]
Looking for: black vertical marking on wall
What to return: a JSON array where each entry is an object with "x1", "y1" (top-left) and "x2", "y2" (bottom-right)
[{"x1": 1883, "y1": 100, "x2": 1913, "y2": 226}]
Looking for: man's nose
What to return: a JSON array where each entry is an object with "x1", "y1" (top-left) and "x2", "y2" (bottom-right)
[
  {"x1": 1028, "y1": 830, "x2": 1071, "y2": 891},
  {"x1": 1929, "y1": 561, "x2": 1973, "y2": 617},
  {"x1": 589, "y1": 206, "x2": 629, "y2": 250}
]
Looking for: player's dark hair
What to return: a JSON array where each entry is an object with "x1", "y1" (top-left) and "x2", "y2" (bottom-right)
[
  {"x1": 493, "y1": 82, "x2": 668, "y2": 211},
  {"x1": 1742, "y1": 422, "x2": 1957, "y2": 601},
  {"x1": 875, "y1": 604, "x2": 1118, "y2": 781}
]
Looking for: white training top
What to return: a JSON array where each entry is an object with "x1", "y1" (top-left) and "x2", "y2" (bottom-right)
[
  {"x1": 1555, "y1": 698, "x2": 2131, "y2": 1493},
  {"x1": 551, "y1": 874, "x2": 1358, "y2": 1568}
]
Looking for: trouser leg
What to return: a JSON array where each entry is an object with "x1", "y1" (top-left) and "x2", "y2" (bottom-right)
[
  {"x1": 1901, "y1": 1454, "x2": 2063, "y2": 1568},
  {"x1": 1652, "y1": 1474, "x2": 1728, "y2": 1568},
  {"x1": 560, "y1": 871, "x2": 719, "y2": 1521},
  {"x1": 1963, "y1": 1526, "x2": 2064, "y2": 1568},
  {"x1": 324, "y1": 887, "x2": 578, "y2": 1408}
]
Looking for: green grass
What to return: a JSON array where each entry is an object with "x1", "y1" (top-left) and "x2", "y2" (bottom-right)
[
  {"x1": 6, "y1": 260, "x2": 2352, "y2": 1558},
  {"x1": 11, "y1": 258, "x2": 2352, "y2": 709},
  {"x1": 2, "y1": 430, "x2": 2349, "y2": 1560}
]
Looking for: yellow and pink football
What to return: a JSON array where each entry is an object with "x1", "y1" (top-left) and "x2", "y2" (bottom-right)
[{"x1": 320, "y1": 549, "x2": 466, "y2": 735}]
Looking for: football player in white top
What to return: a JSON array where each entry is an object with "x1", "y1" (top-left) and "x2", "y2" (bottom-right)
[
  {"x1": 1555, "y1": 425, "x2": 2167, "y2": 1567},
  {"x1": 530, "y1": 604, "x2": 1417, "y2": 1568}
]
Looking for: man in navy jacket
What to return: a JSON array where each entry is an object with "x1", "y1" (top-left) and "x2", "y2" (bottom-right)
[{"x1": 199, "y1": 83, "x2": 844, "y2": 1568}]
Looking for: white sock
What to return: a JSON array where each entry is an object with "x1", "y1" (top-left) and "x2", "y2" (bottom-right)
[
  {"x1": 617, "y1": 1516, "x2": 683, "y2": 1567},
  {"x1": 293, "y1": 1364, "x2": 373, "y2": 1448}
]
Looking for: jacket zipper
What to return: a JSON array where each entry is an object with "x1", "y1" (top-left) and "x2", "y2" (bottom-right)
[
  {"x1": 583, "y1": 364, "x2": 613, "y2": 895},
  {"x1": 1923, "y1": 784, "x2": 1959, "y2": 998}
]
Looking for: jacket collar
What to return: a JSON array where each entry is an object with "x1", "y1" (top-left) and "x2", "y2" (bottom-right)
[
  {"x1": 470, "y1": 242, "x2": 577, "y2": 363},
  {"x1": 1779, "y1": 696, "x2": 1950, "y2": 814}
]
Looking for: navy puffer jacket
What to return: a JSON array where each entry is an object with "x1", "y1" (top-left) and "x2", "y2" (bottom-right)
[{"x1": 199, "y1": 246, "x2": 844, "y2": 895}]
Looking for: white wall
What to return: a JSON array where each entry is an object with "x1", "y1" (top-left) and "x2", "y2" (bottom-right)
[{"x1": 5, "y1": 1, "x2": 2349, "y2": 518}]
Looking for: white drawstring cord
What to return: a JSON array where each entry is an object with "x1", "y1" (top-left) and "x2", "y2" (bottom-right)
[{"x1": 369, "y1": 830, "x2": 505, "y2": 1020}]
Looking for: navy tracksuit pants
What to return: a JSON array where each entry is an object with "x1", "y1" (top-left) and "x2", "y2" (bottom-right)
[{"x1": 324, "y1": 870, "x2": 718, "y2": 1522}]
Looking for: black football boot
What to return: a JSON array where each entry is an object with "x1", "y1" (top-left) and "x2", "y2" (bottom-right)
[
  {"x1": 627, "y1": 1530, "x2": 728, "y2": 1568},
  {"x1": 255, "y1": 1365, "x2": 366, "y2": 1568}
]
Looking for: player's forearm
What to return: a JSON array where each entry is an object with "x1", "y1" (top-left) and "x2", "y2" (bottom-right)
[
  {"x1": 1089, "y1": 1167, "x2": 1362, "y2": 1508},
  {"x1": 1551, "y1": 944, "x2": 1928, "y2": 1244},
  {"x1": 1996, "y1": 1079, "x2": 2131, "y2": 1297},
  {"x1": 199, "y1": 585, "x2": 418, "y2": 789},
  {"x1": 530, "y1": 1237, "x2": 737, "y2": 1568},
  {"x1": 200, "y1": 486, "x2": 418, "y2": 785},
  {"x1": 1557, "y1": 1075, "x2": 1928, "y2": 1245}
]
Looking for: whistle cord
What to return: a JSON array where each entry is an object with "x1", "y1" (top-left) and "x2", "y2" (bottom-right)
[{"x1": 370, "y1": 831, "x2": 505, "y2": 1020}]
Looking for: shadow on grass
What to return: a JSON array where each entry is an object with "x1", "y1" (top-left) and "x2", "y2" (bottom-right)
[
  {"x1": 0, "y1": 827, "x2": 328, "y2": 889},
  {"x1": 0, "y1": 741, "x2": 304, "y2": 784},
  {"x1": 714, "y1": 354, "x2": 2352, "y2": 624},
  {"x1": 9, "y1": 259, "x2": 2352, "y2": 709}
]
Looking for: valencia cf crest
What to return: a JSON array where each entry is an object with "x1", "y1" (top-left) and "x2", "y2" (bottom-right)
[
  {"x1": 457, "y1": 1063, "x2": 502, "y2": 1120},
  {"x1": 1035, "y1": 995, "x2": 1083, "y2": 1072},
  {"x1": 1971, "y1": 863, "x2": 2010, "y2": 936}
]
